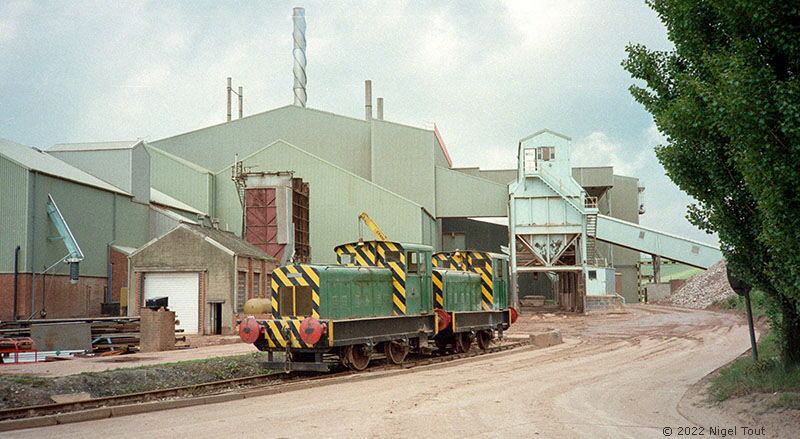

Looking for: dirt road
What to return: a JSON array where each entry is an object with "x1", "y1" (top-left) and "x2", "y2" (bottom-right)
[{"x1": 7, "y1": 305, "x2": 761, "y2": 438}]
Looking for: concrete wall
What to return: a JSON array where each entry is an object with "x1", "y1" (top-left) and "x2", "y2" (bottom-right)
[{"x1": 215, "y1": 140, "x2": 427, "y2": 264}]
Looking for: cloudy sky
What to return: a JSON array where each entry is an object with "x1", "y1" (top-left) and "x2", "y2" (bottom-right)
[{"x1": 0, "y1": 0, "x2": 717, "y2": 245}]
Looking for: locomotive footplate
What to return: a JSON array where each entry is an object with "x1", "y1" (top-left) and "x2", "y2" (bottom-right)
[
  {"x1": 262, "y1": 350, "x2": 334, "y2": 372},
  {"x1": 451, "y1": 310, "x2": 510, "y2": 332}
]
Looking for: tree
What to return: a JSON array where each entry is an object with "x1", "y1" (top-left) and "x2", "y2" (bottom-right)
[{"x1": 623, "y1": 0, "x2": 800, "y2": 365}]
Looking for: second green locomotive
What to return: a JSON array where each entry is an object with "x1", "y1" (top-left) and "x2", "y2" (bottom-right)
[{"x1": 239, "y1": 240, "x2": 517, "y2": 371}]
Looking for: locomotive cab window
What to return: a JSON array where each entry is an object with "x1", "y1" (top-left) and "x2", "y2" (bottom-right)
[
  {"x1": 496, "y1": 260, "x2": 504, "y2": 278},
  {"x1": 471, "y1": 259, "x2": 487, "y2": 270},
  {"x1": 385, "y1": 251, "x2": 402, "y2": 264},
  {"x1": 277, "y1": 285, "x2": 313, "y2": 316},
  {"x1": 407, "y1": 252, "x2": 418, "y2": 273}
]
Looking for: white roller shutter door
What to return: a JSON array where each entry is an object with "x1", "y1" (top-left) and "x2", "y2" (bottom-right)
[{"x1": 143, "y1": 272, "x2": 200, "y2": 334}]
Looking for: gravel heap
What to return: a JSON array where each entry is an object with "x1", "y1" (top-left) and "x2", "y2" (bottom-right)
[{"x1": 667, "y1": 259, "x2": 735, "y2": 309}]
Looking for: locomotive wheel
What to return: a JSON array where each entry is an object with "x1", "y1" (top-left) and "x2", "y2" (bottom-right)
[
  {"x1": 476, "y1": 330, "x2": 492, "y2": 350},
  {"x1": 344, "y1": 344, "x2": 370, "y2": 371},
  {"x1": 384, "y1": 341, "x2": 409, "y2": 364},
  {"x1": 455, "y1": 332, "x2": 472, "y2": 353}
]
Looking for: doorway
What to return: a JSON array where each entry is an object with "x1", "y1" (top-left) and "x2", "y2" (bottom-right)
[{"x1": 210, "y1": 302, "x2": 223, "y2": 335}]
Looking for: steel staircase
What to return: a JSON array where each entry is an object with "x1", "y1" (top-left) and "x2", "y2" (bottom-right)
[{"x1": 585, "y1": 213, "x2": 599, "y2": 266}]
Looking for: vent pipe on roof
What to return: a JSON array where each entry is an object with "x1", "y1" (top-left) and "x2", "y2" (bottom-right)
[
  {"x1": 293, "y1": 7, "x2": 307, "y2": 107},
  {"x1": 376, "y1": 97, "x2": 384, "y2": 120},
  {"x1": 227, "y1": 77, "x2": 232, "y2": 122},
  {"x1": 365, "y1": 80, "x2": 372, "y2": 120}
]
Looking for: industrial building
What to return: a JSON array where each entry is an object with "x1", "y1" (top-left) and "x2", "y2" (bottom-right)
[
  {"x1": 0, "y1": 6, "x2": 722, "y2": 330},
  {"x1": 128, "y1": 224, "x2": 276, "y2": 335}
]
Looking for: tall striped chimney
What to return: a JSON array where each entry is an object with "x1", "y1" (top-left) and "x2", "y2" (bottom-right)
[{"x1": 292, "y1": 7, "x2": 307, "y2": 107}]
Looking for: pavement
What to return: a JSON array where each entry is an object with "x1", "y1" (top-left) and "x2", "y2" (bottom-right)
[
  {"x1": 4, "y1": 304, "x2": 775, "y2": 438},
  {"x1": 0, "y1": 337, "x2": 253, "y2": 377}
]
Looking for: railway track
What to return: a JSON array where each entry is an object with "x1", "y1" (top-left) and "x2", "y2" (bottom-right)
[{"x1": 0, "y1": 339, "x2": 529, "y2": 424}]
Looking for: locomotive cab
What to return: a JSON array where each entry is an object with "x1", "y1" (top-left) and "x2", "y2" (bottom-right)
[{"x1": 239, "y1": 241, "x2": 515, "y2": 372}]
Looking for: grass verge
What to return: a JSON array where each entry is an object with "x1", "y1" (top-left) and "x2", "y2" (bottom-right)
[{"x1": 707, "y1": 329, "x2": 800, "y2": 410}]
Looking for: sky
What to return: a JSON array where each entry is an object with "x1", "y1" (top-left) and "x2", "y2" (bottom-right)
[{"x1": 0, "y1": 0, "x2": 718, "y2": 245}]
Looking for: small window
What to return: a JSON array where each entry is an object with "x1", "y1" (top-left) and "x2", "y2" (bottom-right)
[
  {"x1": 252, "y1": 272, "x2": 261, "y2": 297},
  {"x1": 407, "y1": 252, "x2": 418, "y2": 273},
  {"x1": 385, "y1": 251, "x2": 402, "y2": 264},
  {"x1": 471, "y1": 259, "x2": 487, "y2": 271},
  {"x1": 496, "y1": 261, "x2": 504, "y2": 278},
  {"x1": 538, "y1": 146, "x2": 555, "y2": 161},
  {"x1": 588, "y1": 270, "x2": 597, "y2": 280},
  {"x1": 277, "y1": 285, "x2": 313, "y2": 316},
  {"x1": 339, "y1": 253, "x2": 356, "y2": 265}
]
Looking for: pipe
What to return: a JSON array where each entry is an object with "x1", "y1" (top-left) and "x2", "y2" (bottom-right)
[
  {"x1": 377, "y1": 97, "x2": 384, "y2": 120},
  {"x1": 293, "y1": 7, "x2": 307, "y2": 107},
  {"x1": 13, "y1": 246, "x2": 20, "y2": 321},
  {"x1": 227, "y1": 77, "x2": 232, "y2": 122},
  {"x1": 238, "y1": 86, "x2": 243, "y2": 119},
  {"x1": 365, "y1": 80, "x2": 372, "y2": 120}
]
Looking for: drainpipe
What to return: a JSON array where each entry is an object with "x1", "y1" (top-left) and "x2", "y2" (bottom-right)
[
  {"x1": 106, "y1": 241, "x2": 115, "y2": 303},
  {"x1": 13, "y1": 246, "x2": 20, "y2": 321}
]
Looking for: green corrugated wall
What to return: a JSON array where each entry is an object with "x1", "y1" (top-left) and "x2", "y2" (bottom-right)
[
  {"x1": 147, "y1": 146, "x2": 212, "y2": 214},
  {"x1": 25, "y1": 174, "x2": 148, "y2": 277},
  {"x1": 0, "y1": 156, "x2": 29, "y2": 273},
  {"x1": 214, "y1": 140, "x2": 426, "y2": 264}
]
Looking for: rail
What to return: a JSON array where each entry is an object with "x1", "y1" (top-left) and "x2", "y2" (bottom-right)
[{"x1": 0, "y1": 340, "x2": 530, "y2": 424}]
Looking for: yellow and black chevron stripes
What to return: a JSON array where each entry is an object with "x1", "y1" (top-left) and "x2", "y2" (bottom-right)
[
  {"x1": 334, "y1": 241, "x2": 407, "y2": 316},
  {"x1": 262, "y1": 319, "x2": 314, "y2": 348},
  {"x1": 432, "y1": 269, "x2": 445, "y2": 309},
  {"x1": 271, "y1": 264, "x2": 321, "y2": 318},
  {"x1": 432, "y1": 252, "x2": 468, "y2": 271},
  {"x1": 374, "y1": 241, "x2": 407, "y2": 316},
  {"x1": 467, "y1": 252, "x2": 494, "y2": 311},
  {"x1": 335, "y1": 243, "x2": 377, "y2": 266}
]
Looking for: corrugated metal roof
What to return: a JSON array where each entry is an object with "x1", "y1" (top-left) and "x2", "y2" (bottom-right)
[
  {"x1": 49, "y1": 140, "x2": 141, "y2": 152},
  {"x1": 183, "y1": 224, "x2": 274, "y2": 260},
  {"x1": 0, "y1": 138, "x2": 131, "y2": 195},
  {"x1": 150, "y1": 188, "x2": 205, "y2": 215}
]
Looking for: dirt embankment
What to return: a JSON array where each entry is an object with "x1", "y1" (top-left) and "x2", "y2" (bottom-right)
[{"x1": 0, "y1": 352, "x2": 273, "y2": 409}]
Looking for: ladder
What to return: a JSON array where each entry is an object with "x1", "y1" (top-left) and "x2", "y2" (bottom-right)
[{"x1": 585, "y1": 213, "x2": 600, "y2": 266}]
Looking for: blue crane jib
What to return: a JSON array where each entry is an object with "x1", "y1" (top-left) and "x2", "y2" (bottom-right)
[{"x1": 46, "y1": 194, "x2": 84, "y2": 282}]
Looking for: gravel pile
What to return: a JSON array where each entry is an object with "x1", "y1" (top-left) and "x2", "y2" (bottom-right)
[{"x1": 667, "y1": 259, "x2": 735, "y2": 309}]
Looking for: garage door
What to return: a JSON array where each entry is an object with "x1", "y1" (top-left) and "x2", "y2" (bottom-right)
[{"x1": 143, "y1": 272, "x2": 199, "y2": 334}]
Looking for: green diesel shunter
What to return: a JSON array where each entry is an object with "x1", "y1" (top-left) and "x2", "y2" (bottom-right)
[{"x1": 239, "y1": 240, "x2": 516, "y2": 371}]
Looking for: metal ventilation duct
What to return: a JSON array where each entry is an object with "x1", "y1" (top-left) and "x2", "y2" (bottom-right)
[{"x1": 293, "y1": 7, "x2": 307, "y2": 107}]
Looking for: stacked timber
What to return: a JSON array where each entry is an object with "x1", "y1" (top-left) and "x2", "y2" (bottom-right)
[{"x1": 0, "y1": 317, "x2": 185, "y2": 353}]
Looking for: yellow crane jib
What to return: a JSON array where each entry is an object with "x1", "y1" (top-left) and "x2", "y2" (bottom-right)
[{"x1": 358, "y1": 212, "x2": 389, "y2": 241}]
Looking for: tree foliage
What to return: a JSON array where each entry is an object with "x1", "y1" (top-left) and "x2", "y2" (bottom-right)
[{"x1": 623, "y1": 0, "x2": 800, "y2": 364}]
